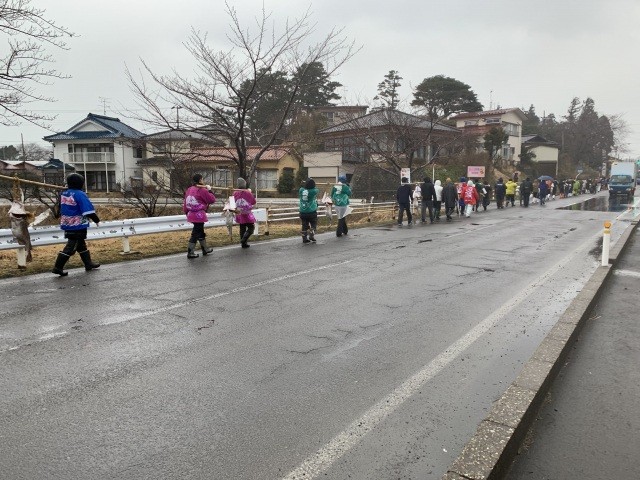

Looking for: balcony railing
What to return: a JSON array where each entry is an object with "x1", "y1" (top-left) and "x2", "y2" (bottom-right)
[{"x1": 64, "y1": 152, "x2": 115, "y2": 164}]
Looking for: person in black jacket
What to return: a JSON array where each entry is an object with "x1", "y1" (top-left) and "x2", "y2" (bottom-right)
[
  {"x1": 420, "y1": 177, "x2": 437, "y2": 223},
  {"x1": 396, "y1": 177, "x2": 413, "y2": 226},
  {"x1": 521, "y1": 177, "x2": 533, "y2": 207},
  {"x1": 494, "y1": 178, "x2": 506, "y2": 209},
  {"x1": 441, "y1": 177, "x2": 458, "y2": 221}
]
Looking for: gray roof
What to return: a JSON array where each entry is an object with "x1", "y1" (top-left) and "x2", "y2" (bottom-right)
[
  {"x1": 43, "y1": 113, "x2": 145, "y2": 141},
  {"x1": 319, "y1": 109, "x2": 459, "y2": 135}
]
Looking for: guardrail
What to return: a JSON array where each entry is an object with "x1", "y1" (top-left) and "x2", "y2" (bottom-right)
[
  {"x1": 0, "y1": 209, "x2": 267, "y2": 268},
  {"x1": 1, "y1": 200, "x2": 397, "y2": 269}
]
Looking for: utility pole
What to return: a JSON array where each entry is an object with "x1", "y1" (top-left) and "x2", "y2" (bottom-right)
[{"x1": 172, "y1": 106, "x2": 182, "y2": 129}]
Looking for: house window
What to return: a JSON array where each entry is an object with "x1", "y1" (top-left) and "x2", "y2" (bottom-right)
[
  {"x1": 152, "y1": 143, "x2": 167, "y2": 155},
  {"x1": 257, "y1": 169, "x2": 278, "y2": 190},
  {"x1": 503, "y1": 123, "x2": 519, "y2": 136},
  {"x1": 212, "y1": 168, "x2": 233, "y2": 187},
  {"x1": 133, "y1": 146, "x2": 143, "y2": 158},
  {"x1": 322, "y1": 112, "x2": 335, "y2": 124},
  {"x1": 464, "y1": 120, "x2": 478, "y2": 126},
  {"x1": 150, "y1": 171, "x2": 158, "y2": 182},
  {"x1": 485, "y1": 117, "x2": 500, "y2": 124},
  {"x1": 502, "y1": 145, "x2": 514, "y2": 160}
]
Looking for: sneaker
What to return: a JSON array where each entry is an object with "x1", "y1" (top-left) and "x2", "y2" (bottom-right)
[{"x1": 303, "y1": 238, "x2": 311, "y2": 243}]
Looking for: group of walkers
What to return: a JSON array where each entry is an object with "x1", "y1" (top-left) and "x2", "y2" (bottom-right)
[
  {"x1": 51, "y1": 170, "x2": 603, "y2": 275},
  {"x1": 183, "y1": 174, "x2": 257, "y2": 258},
  {"x1": 297, "y1": 175, "x2": 352, "y2": 242}
]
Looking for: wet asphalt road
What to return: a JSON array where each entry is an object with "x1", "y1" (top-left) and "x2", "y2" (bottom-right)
[
  {"x1": 1, "y1": 190, "x2": 638, "y2": 480},
  {"x1": 506, "y1": 221, "x2": 640, "y2": 479}
]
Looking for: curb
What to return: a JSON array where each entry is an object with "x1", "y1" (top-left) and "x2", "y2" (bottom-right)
[{"x1": 442, "y1": 219, "x2": 640, "y2": 480}]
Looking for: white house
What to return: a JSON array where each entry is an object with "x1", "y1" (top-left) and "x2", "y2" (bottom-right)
[
  {"x1": 451, "y1": 108, "x2": 526, "y2": 163},
  {"x1": 43, "y1": 113, "x2": 145, "y2": 192}
]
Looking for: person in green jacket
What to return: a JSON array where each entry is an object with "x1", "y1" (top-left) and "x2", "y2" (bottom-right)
[
  {"x1": 331, "y1": 175, "x2": 352, "y2": 237},
  {"x1": 299, "y1": 178, "x2": 319, "y2": 243}
]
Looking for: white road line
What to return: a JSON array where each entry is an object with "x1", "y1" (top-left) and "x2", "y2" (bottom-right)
[
  {"x1": 614, "y1": 269, "x2": 640, "y2": 278},
  {"x1": 281, "y1": 234, "x2": 599, "y2": 480}
]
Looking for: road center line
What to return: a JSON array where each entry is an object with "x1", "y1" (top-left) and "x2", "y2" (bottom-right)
[{"x1": 281, "y1": 234, "x2": 599, "y2": 480}]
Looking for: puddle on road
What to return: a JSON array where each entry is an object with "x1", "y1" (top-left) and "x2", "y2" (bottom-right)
[{"x1": 559, "y1": 195, "x2": 639, "y2": 213}]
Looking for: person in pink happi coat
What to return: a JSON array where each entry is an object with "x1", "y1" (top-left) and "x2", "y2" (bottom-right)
[
  {"x1": 183, "y1": 174, "x2": 216, "y2": 258},
  {"x1": 233, "y1": 177, "x2": 256, "y2": 248}
]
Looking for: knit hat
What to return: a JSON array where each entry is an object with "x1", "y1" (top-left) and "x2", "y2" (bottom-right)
[
  {"x1": 305, "y1": 178, "x2": 316, "y2": 189},
  {"x1": 237, "y1": 177, "x2": 247, "y2": 189},
  {"x1": 66, "y1": 173, "x2": 85, "y2": 189},
  {"x1": 338, "y1": 175, "x2": 347, "y2": 183}
]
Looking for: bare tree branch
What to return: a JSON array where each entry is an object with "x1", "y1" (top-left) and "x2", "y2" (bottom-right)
[{"x1": 0, "y1": 0, "x2": 75, "y2": 127}]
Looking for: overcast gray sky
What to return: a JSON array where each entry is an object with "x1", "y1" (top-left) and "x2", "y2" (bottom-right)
[{"x1": 3, "y1": 0, "x2": 639, "y2": 159}]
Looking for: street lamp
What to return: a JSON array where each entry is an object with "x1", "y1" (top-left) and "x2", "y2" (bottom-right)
[{"x1": 171, "y1": 106, "x2": 182, "y2": 130}]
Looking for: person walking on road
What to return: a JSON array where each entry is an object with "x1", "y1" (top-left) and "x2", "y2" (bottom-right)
[
  {"x1": 463, "y1": 179, "x2": 479, "y2": 217},
  {"x1": 434, "y1": 179, "x2": 443, "y2": 220},
  {"x1": 420, "y1": 176, "x2": 437, "y2": 223},
  {"x1": 538, "y1": 178, "x2": 549, "y2": 206},
  {"x1": 183, "y1": 173, "x2": 217, "y2": 258},
  {"x1": 521, "y1": 177, "x2": 533, "y2": 207},
  {"x1": 495, "y1": 178, "x2": 506, "y2": 209},
  {"x1": 505, "y1": 178, "x2": 517, "y2": 207},
  {"x1": 457, "y1": 177, "x2": 467, "y2": 215},
  {"x1": 52, "y1": 173, "x2": 101, "y2": 276},
  {"x1": 299, "y1": 178, "x2": 319, "y2": 243},
  {"x1": 234, "y1": 177, "x2": 257, "y2": 248},
  {"x1": 442, "y1": 177, "x2": 458, "y2": 221},
  {"x1": 396, "y1": 177, "x2": 413, "y2": 226},
  {"x1": 331, "y1": 175, "x2": 352, "y2": 237}
]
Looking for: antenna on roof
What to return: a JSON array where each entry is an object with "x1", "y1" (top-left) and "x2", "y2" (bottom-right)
[
  {"x1": 98, "y1": 97, "x2": 110, "y2": 115},
  {"x1": 489, "y1": 90, "x2": 493, "y2": 110}
]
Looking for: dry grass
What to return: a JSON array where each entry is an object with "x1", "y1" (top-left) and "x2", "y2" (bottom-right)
[{"x1": 0, "y1": 210, "x2": 393, "y2": 279}]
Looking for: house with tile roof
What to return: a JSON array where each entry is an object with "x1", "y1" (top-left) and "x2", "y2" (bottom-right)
[
  {"x1": 136, "y1": 129, "x2": 228, "y2": 189},
  {"x1": 174, "y1": 145, "x2": 301, "y2": 192},
  {"x1": 43, "y1": 113, "x2": 145, "y2": 192},
  {"x1": 303, "y1": 108, "x2": 460, "y2": 184},
  {"x1": 450, "y1": 108, "x2": 527, "y2": 164}
]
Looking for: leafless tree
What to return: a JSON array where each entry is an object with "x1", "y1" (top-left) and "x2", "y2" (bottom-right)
[
  {"x1": 334, "y1": 109, "x2": 462, "y2": 178},
  {"x1": 0, "y1": 0, "x2": 74, "y2": 127},
  {"x1": 126, "y1": 2, "x2": 356, "y2": 186}
]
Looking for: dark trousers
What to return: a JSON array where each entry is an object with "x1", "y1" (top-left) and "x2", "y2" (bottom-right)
[
  {"x1": 397, "y1": 202, "x2": 412, "y2": 224},
  {"x1": 434, "y1": 201, "x2": 442, "y2": 218},
  {"x1": 444, "y1": 203, "x2": 456, "y2": 218},
  {"x1": 61, "y1": 230, "x2": 88, "y2": 256},
  {"x1": 189, "y1": 222, "x2": 206, "y2": 243},
  {"x1": 337, "y1": 217, "x2": 348, "y2": 236},
  {"x1": 421, "y1": 200, "x2": 434, "y2": 222},
  {"x1": 300, "y1": 212, "x2": 318, "y2": 232},
  {"x1": 506, "y1": 194, "x2": 515, "y2": 206},
  {"x1": 239, "y1": 223, "x2": 255, "y2": 242},
  {"x1": 496, "y1": 195, "x2": 504, "y2": 208},
  {"x1": 523, "y1": 192, "x2": 530, "y2": 207}
]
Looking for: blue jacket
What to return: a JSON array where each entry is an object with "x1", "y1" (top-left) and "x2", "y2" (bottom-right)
[{"x1": 59, "y1": 188, "x2": 97, "y2": 231}]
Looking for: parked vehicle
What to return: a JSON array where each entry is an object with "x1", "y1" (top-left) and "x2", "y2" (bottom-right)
[{"x1": 609, "y1": 162, "x2": 637, "y2": 200}]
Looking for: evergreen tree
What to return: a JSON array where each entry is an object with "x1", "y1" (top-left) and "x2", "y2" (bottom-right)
[
  {"x1": 374, "y1": 70, "x2": 402, "y2": 109},
  {"x1": 294, "y1": 61, "x2": 342, "y2": 108},
  {"x1": 411, "y1": 75, "x2": 483, "y2": 121}
]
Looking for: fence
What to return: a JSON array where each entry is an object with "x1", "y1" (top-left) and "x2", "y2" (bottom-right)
[
  {"x1": 1, "y1": 201, "x2": 397, "y2": 268},
  {"x1": 0, "y1": 209, "x2": 268, "y2": 268}
]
